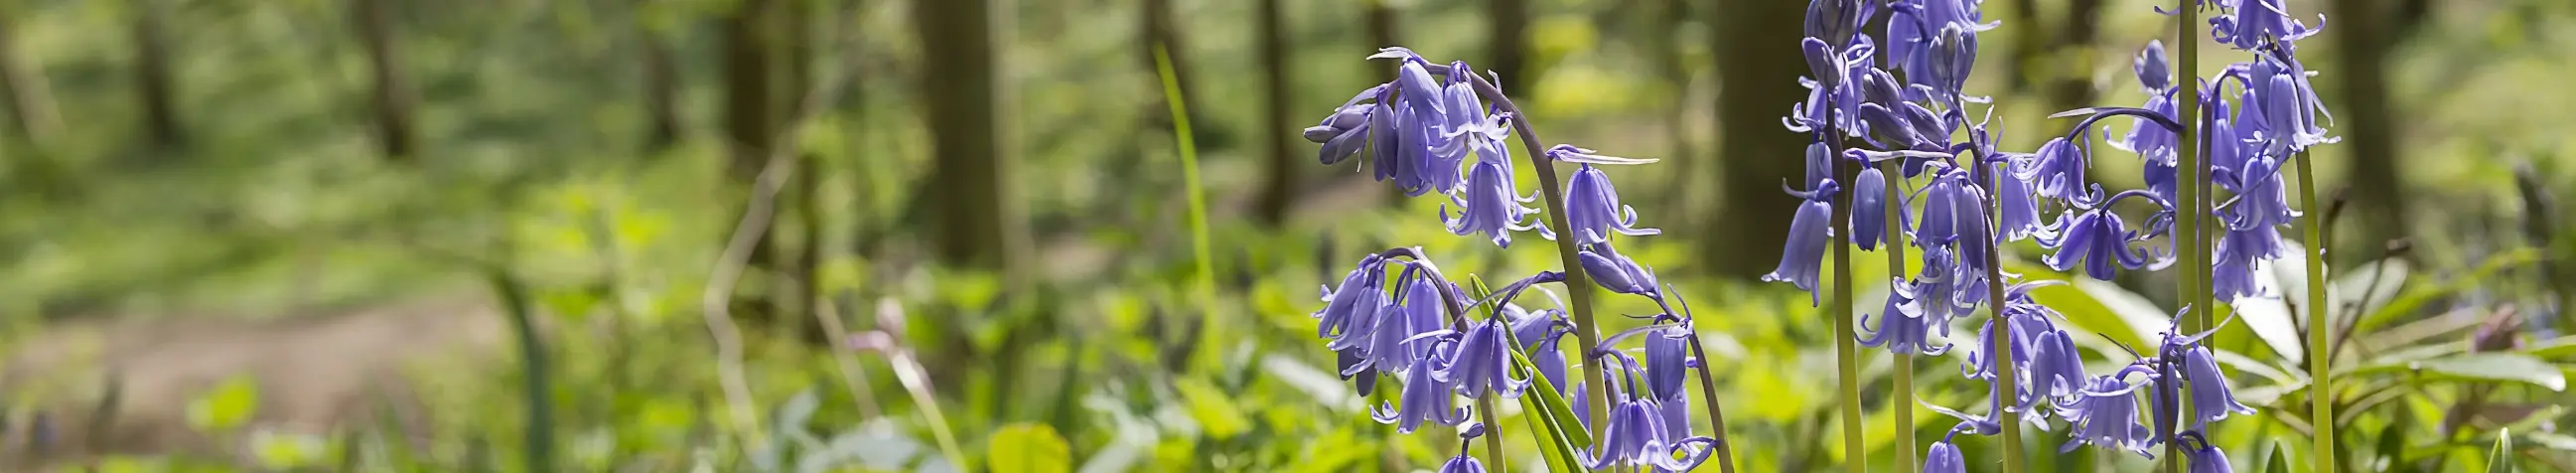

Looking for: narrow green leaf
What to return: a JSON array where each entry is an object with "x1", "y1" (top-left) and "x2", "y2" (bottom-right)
[
  {"x1": 2263, "y1": 441, "x2": 2293, "y2": 473},
  {"x1": 2486, "y1": 427, "x2": 2512, "y2": 473},
  {"x1": 2359, "y1": 248, "x2": 2538, "y2": 334},
  {"x1": 2347, "y1": 353, "x2": 2567, "y2": 391},
  {"x1": 987, "y1": 424, "x2": 1073, "y2": 473},
  {"x1": 1510, "y1": 345, "x2": 1594, "y2": 450}
]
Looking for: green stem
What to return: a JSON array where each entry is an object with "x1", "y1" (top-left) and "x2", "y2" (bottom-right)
[
  {"x1": 486, "y1": 269, "x2": 554, "y2": 473},
  {"x1": 1151, "y1": 45, "x2": 1221, "y2": 367},
  {"x1": 1462, "y1": 72, "x2": 1609, "y2": 444},
  {"x1": 2296, "y1": 150, "x2": 2337, "y2": 471},
  {"x1": 1979, "y1": 156, "x2": 2023, "y2": 473},
  {"x1": 1883, "y1": 161, "x2": 1918, "y2": 472},
  {"x1": 1686, "y1": 335, "x2": 1742, "y2": 473},
  {"x1": 1830, "y1": 141, "x2": 1866, "y2": 473},
  {"x1": 2169, "y1": 0, "x2": 2203, "y2": 470},
  {"x1": 1478, "y1": 394, "x2": 1507, "y2": 472}
]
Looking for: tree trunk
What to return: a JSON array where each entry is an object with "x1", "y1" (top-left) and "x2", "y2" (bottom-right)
[
  {"x1": 0, "y1": 1, "x2": 61, "y2": 149},
  {"x1": 1252, "y1": 0, "x2": 1295, "y2": 227},
  {"x1": 1139, "y1": 0, "x2": 1197, "y2": 135},
  {"x1": 132, "y1": 0, "x2": 185, "y2": 150},
  {"x1": 723, "y1": 0, "x2": 782, "y2": 324},
  {"x1": 916, "y1": 0, "x2": 1009, "y2": 270},
  {"x1": 2042, "y1": 0, "x2": 2103, "y2": 114},
  {"x1": 639, "y1": 17, "x2": 680, "y2": 151},
  {"x1": 353, "y1": 0, "x2": 415, "y2": 161},
  {"x1": 1706, "y1": 0, "x2": 1807, "y2": 279},
  {"x1": 2331, "y1": 0, "x2": 2409, "y2": 248},
  {"x1": 1488, "y1": 0, "x2": 1528, "y2": 92}
]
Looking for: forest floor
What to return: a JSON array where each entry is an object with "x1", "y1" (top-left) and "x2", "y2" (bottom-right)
[{"x1": 3, "y1": 297, "x2": 504, "y2": 467}]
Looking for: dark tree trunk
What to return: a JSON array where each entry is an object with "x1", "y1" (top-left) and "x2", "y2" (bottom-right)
[
  {"x1": 2042, "y1": 0, "x2": 2104, "y2": 114},
  {"x1": 640, "y1": 19, "x2": 681, "y2": 151},
  {"x1": 1139, "y1": 0, "x2": 1198, "y2": 134},
  {"x1": 1488, "y1": 0, "x2": 1528, "y2": 92},
  {"x1": 723, "y1": 0, "x2": 782, "y2": 324},
  {"x1": 916, "y1": 0, "x2": 1008, "y2": 270},
  {"x1": 0, "y1": 1, "x2": 61, "y2": 149},
  {"x1": 353, "y1": 0, "x2": 415, "y2": 161},
  {"x1": 132, "y1": 0, "x2": 185, "y2": 150},
  {"x1": 1253, "y1": 0, "x2": 1295, "y2": 226},
  {"x1": 1706, "y1": 0, "x2": 1807, "y2": 279},
  {"x1": 2331, "y1": 0, "x2": 2411, "y2": 247}
]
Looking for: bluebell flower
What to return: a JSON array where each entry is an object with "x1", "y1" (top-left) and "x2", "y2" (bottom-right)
[
  {"x1": 1559, "y1": 163, "x2": 1660, "y2": 244},
  {"x1": 2180, "y1": 346, "x2": 2255, "y2": 429},
  {"x1": 1580, "y1": 393, "x2": 1714, "y2": 471},
  {"x1": 2057, "y1": 372, "x2": 2155, "y2": 457},
  {"x1": 1917, "y1": 166, "x2": 1992, "y2": 269},
  {"x1": 2018, "y1": 329, "x2": 2088, "y2": 413},
  {"x1": 1352, "y1": 273, "x2": 1446, "y2": 377},
  {"x1": 1658, "y1": 391, "x2": 1693, "y2": 441},
  {"x1": 1859, "y1": 279, "x2": 1950, "y2": 356},
  {"x1": 1368, "y1": 100, "x2": 1403, "y2": 183},
  {"x1": 1645, "y1": 324, "x2": 1691, "y2": 400},
  {"x1": 1438, "y1": 316, "x2": 1530, "y2": 399},
  {"x1": 1443, "y1": 160, "x2": 1546, "y2": 247},
  {"x1": 2246, "y1": 55, "x2": 2335, "y2": 152},
  {"x1": 1993, "y1": 160, "x2": 2050, "y2": 241},
  {"x1": 1317, "y1": 255, "x2": 1386, "y2": 348},
  {"x1": 1805, "y1": 141, "x2": 1835, "y2": 192},
  {"x1": 1580, "y1": 242, "x2": 1660, "y2": 296},
  {"x1": 1505, "y1": 302, "x2": 1565, "y2": 351},
  {"x1": 2212, "y1": 0, "x2": 2323, "y2": 52},
  {"x1": 1338, "y1": 349, "x2": 1377, "y2": 395},
  {"x1": 1904, "y1": 245, "x2": 1971, "y2": 326},
  {"x1": 1304, "y1": 87, "x2": 1380, "y2": 165},
  {"x1": 1852, "y1": 166, "x2": 1889, "y2": 248},
  {"x1": 1858, "y1": 102, "x2": 1928, "y2": 151},
  {"x1": 2016, "y1": 137, "x2": 2087, "y2": 203},
  {"x1": 2185, "y1": 435, "x2": 2234, "y2": 473},
  {"x1": 2040, "y1": 190, "x2": 2163, "y2": 281},
  {"x1": 1373, "y1": 346, "x2": 1469, "y2": 433},
  {"x1": 1436, "y1": 454, "x2": 1486, "y2": 473},
  {"x1": 1927, "y1": 24, "x2": 1978, "y2": 99},
  {"x1": 2133, "y1": 40, "x2": 2172, "y2": 92},
  {"x1": 1923, "y1": 437, "x2": 1966, "y2": 473},
  {"x1": 1805, "y1": 0, "x2": 1867, "y2": 49},
  {"x1": 1529, "y1": 325, "x2": 1571, "y2": 394},
  {"x1": 1764, "y1": 180, "x2": 1840, "y2": 306}
]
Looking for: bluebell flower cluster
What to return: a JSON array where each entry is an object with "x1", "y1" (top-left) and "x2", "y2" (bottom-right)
[
  {"x1": 1298, "y1": 49, "x2": 1720, "y2": 471},
  {"x1": 1766, "y1": 0, "x2": 2328, "y2": 469}
]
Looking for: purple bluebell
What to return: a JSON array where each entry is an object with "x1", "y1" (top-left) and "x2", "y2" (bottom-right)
[
  {"x1": 1658, "y1": 392, "x2": 1693, "y2": 442},
  {"x1": 2246, "y1": 55, "x2": 2335, "y2": 152},
  {"x1": 1304, "y1": 87, "x2": 1380, "y2": 165},
  {"x1": 1904, "y1": 245, "x2": 1970, "y2": 326},
  {"x1": 1383, "y1": 59, "x2": 1449, "y2": 196},
  {"x1": 2212, "y1": 0, "x2": 2323, "y2": 52},
  {"x1": 2133, "y1": 40, "x2": 2172, "y2": 92},
  {"x1": 1580, "y1": 394, "x2": 1712, "y2": 471},
  {"x1": 1373, "y1": 347, "x2": 1469, "y2": 433},
  {"x1": 1927, "y1": 24, "x2": 1978, "y2": 99},
  {"x1": 1993, "y1": 160, "x2": 2050, "y2": 241},
  {"x1": 2180, "y1": 346, "x2": 2255, "y2": 429},
  {"x1": 1505, "y1": 302, "x2": 1565, "y2": 351},
  {"x1": 1351, "y1": 274, "x2": 1444, "y2": 377},
  {"x1": 1764, "y1": 180, "x2": 1839, "y2": 306},
  {"x1": 1805, "y1": 141, "x2": 1835, "y2": 192},
  {"x1": 1338, "y1": 349, "x2": 1377, "y2": 395},
  {"x1": 2016, "y1": 137, "x2": 2087, "y2": 203},
  {"x1": 1923, "y1": 438, "x2": 1965, "y2": 473},
  {"x1": 1805, "y1": 0, "x2": 1866, "y2": 48},
  {"x1": 1858, "y1": 102, "x2": 1928, "y2": 151},
  {"x1": 1436, "y1": 454, "x2": 1486, "y2": 473},
  {"x1": 1317, "y1": 255, "x2": 1386, "y2": 349},
  {"x1": 2040, "y1": 195, "x2": 2160, "y2": 281},
  {"x1": 1580, "y1": 242, "x2": 1660, "y2": 296},
  {"x1": 2018, "y1": 329, "x2": 2088, "y2": 412},
  {"x1": 1852, "y1": 166, "x2": 1889, "y2": 249},
  {"x1": 1919, "y1": 166, "x2": 1992, "y2": 268},
  {"x1": 1859, "y1": 280, "x2": 1949, "y2": 356},
  {"x1": 1645, "y1": 324, "x2": 1691, "y2": 400},
  {"x1": 1529, "y1": 325, "x2": 1571, "y2": 394},
  {"x1": 1438, "y1": 316, "x2": 1530, "y2": 399},
  {"x1": 2057, "y1": 373, "x2": 2155, "y2": 457},
  {"x1": 1560, "y1": 163, "x2": 1659, "y2": 244},
  {"x1": 1442, "y1": 160, "x2": 1545, "y2": 247},
  {"x1": 2187, "y1": 438, "x2": 2234, "y2": 473}
]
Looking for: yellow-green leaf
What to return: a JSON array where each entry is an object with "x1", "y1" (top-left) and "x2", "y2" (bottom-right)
[
  {"x1": 987, "y1": 424, "x2": 1072, "y2": 473},
  {"x1": 1176, "y1": 379, "x2": 1249, "y2": 440},
  {"x1": 187, "y1": 377, "x2": 260, "y2": 432}
]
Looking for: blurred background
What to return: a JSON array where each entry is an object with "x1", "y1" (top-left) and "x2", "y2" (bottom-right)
[{"x1": 0, "y1": 0, "x2": 2572, "y2": 471}]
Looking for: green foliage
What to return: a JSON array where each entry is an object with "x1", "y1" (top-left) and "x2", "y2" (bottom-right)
[
  {"x1": 186, "y1": 377, "x2": 259, "y2": 433},
  {"x1": 985, "y1": 424, "x2": 1073, "y2": 473}
]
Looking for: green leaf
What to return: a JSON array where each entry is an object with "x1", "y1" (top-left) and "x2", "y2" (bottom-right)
[
  {"x1": 2487, "y1": 427, "x2": 2513, "y2": 473},
  {"x1": 2263, "y1": 441, "x2": 2294, "y2": 473},
  {"x1": 1506, "y1": 331, "x2": 1593, "y2": 450},
  {"x1": 2359, "y1": 248, "x2": 2538, "y2": 334},
  {"x1": 2233, "y1": 262, "x2": 2305, "y2": 363},
  {"x1": 2027, "y1": 277, "x2": 2162, "y2": 353},
  {"x1": 249, "y1": 430, "x2": 327, "y2": 469},
  {"x1": 986, "y1": 424, "x2": 1073, "y2": 473},
  {"x1": 187, "y1": 376, "x2": 260, "y2": 432},
  {"x1": 2352, "y1": 353, "x2": 2568, "y2": 392},
  {"x1": 1175, "y1": 378, "x2": 1249, "y2": 440}
]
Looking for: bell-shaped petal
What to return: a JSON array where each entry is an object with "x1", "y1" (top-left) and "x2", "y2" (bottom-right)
[
  {"x1": 2133, "y1": 40, "x2": 2171, "y2": 91},
  {"x1": 1436, "y1": 454, "x2": 1486, "y2": 473},
  {"x1": 1645, "y1": 325, "x2": 1690, "y2": 401},
  {"x1": 1852, "y1": 167, "x2": 1889, "y2": 249},
  {"x1": 2018, "y1": 137, "x2": 2088, "y2": 203},
  {"x1": 1372, "y1": 351, "x2": 1470, "y2": 433},
  {"x1": 2057, "y1": 375, "x2": 2155, "y2": 457},
  {"x1": 1318, "y1": 255, "x2": 1387, "y2": 350},
  {"x1": 1561, "y1": 164, "x2": 1660, "y2": 243},
  {"x1": 1928, "y1": 24, "x2": 1977, "y2": 97},
  {"x1": 1859, "y1": 280, "x2": 1950, "y2": 356},
  {"x1": 1994, "y1": 161, "x2": 2051, "y2": 241},
  {"x1": 2182, "y1": 346, "x2": 2256, "y2": 429},
  {"x1": 1923, "y1": 439, "x2": 1966, "y2": 473},
  {"x1": 1443, "y1": 161, "x2": 1545, "y2": 247},
  {"x1": 1579, "y1": 242, "x2": 1660, "y2": 296},
  {"x1": 1764, "y1": 195, "x2": 1836, "y2": 306},
  {"x1": 1437, "y1": 317, "x2": 1530, "y2": 399}
]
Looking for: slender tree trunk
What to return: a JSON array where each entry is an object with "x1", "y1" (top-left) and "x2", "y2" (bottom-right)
[
  {"x1": 639, "y1": 17, "x2": 681, "y2": 151},
  {"x1": 353, "y1": 0, "x2": 416, "y2": 161},
  {"x1": 0, "y1": 1, "x2": 62, "y2": 149},
  {"x1": 917, "y1": 0, "x2": 1009, "y2": 270},
  {"x1": 132, "y1": 0, "x2": 184, "y2": 150},
  {"x1": 1488, "y1": 0, "x2": 1528, "y2": 92},
  {"x1": 1707, "y1": 0, "x2": 1807, "y2": 279},
  {"x1": 2042, "y1": 0, "x2": 2104, "y2": 114},
  {"x1": 1253, "y1": 0, "x2": 1295, "y2": 226},
  {"x1": 2331, "y1": 0, "x2": 2409, "y2": 248},
  {"x1": 724, "y1": 0, "x2": 782, "y2": 324}
]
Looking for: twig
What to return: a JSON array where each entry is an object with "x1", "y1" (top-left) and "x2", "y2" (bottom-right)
[{"x1": 700, "y1": 14, "x2": 878, "y2": 444}]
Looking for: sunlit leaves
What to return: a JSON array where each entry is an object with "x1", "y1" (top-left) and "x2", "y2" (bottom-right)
[{"x1": 986, "y1": 424, "x2": 1073, "y2": 473}]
